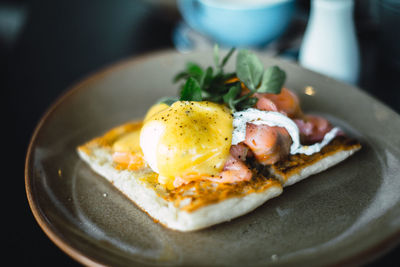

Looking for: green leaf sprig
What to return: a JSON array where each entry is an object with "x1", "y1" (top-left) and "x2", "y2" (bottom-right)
[
  {"x1": 236, "y1": 50, "x2": 286, "y2": 95},
  {"x1": 169, "y1": 45, "x2": 286, "y2": 112}
]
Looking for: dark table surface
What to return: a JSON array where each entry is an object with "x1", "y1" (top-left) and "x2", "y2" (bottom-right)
[{"x1": 4, "y1": 0, "x2": 400, "y2": 266}]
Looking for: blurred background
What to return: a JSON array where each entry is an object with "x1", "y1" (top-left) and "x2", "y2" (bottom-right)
[{"x1": 3, "y1": 0, "x2": 399, "y2": 265}]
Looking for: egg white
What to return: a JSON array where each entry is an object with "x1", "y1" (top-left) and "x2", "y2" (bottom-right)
[{"x1": 139, "y1": 120, "x2": 165, "y2": 173}]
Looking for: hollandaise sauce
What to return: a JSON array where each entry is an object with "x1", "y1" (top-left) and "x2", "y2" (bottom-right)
[{"x1": 140, "y1": 101, "x2": 233, "y2": 188}]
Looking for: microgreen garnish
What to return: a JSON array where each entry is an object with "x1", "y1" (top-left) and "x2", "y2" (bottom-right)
[
  {"x1": 180, "y1": 77, "x2": 202, "y2": 101},
  {"x1": 172, "y1": 45, "x2": 286, "y2": 111},
  {"x1": 222, "y1": 82, "x2": 241, "y2": 111},
  {"x1": 257, "y1": 65, "x2": 286, "y2": 94},
  {"x1": 236, "y1": 49, "x2": 264, "y2": 91}
]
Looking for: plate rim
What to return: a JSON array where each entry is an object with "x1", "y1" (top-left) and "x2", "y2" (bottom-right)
[{"x1": 25, "y1": 48, "x2": 400, "y2": 266}]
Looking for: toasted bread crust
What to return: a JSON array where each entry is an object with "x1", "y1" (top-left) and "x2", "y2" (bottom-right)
[
  {"x1": 77, "y1": 120, "x2": 361, "y2": 230},
  {"x1": 165, "y1": 175, "x2": 281, "y2": 212},
  {"x1": 269, "y1": 136, "x2": 361, "y2": 185}
]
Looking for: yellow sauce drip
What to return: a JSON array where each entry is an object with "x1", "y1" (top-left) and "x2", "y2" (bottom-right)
[{"x1": 112, "y1": 130, "x2": 142, "y2": 153}]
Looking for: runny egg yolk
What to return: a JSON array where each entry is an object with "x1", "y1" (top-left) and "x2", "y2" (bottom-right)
[{"x1": 140, "y1": 101, "x2": 233, "y2": 188}]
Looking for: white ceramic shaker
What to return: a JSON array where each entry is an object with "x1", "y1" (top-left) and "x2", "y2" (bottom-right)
[{"x1": 299, "y1": 0, "x2": 360, "y2": 84}]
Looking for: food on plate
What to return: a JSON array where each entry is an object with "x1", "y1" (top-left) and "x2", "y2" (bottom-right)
[{"x1": 77, "y1": 47, "x2": 361, "y2": 231}]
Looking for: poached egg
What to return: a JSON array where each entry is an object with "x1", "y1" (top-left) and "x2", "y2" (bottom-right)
[{"x1": 140, "y1": 101, "x2": 233, "y2": 188}]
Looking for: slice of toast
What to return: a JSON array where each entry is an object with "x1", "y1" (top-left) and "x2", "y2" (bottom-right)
[
  {"x1": 77, "y1": 121, "x2": 360, "y2": 231},
  {"x1": 270, "y1": 136, "x2": 361, "y2": 187}
]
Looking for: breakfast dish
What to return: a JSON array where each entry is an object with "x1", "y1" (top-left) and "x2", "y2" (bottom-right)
[
  {"x1": 77, "y1": 48, "x2": 361, "y2": 231},
  {"x1": 26, "y1": 49, "x2": 400, "y2": 266}
]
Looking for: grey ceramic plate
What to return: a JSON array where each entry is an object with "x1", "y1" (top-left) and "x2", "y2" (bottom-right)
[{"x1": 26, "y1": 50, "x2": 400, "y2": 266}]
